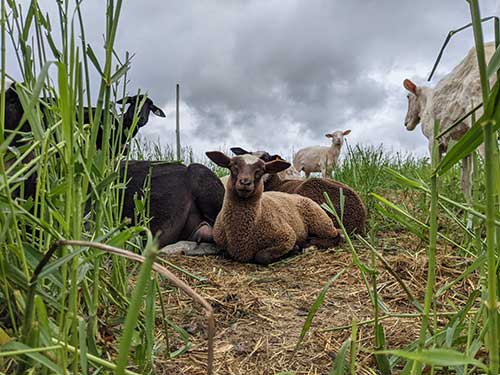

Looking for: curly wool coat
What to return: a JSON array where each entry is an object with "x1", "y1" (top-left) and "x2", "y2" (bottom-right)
[
  {"x1": 263, "y1": 174, "x2": 367, "y2": 235},
  {"x1": 214, "y1": 181, "x2": 340, "y2": 265}
]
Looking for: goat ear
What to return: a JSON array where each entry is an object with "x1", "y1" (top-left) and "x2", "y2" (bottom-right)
[
  {"x1": 343, "y1": 129, "x2": 351, "y2": 136},
  {"x1": 403, "y1": 79, "x2": 417, "y2": 94},
  {"x1": 150, "y1": 104, "x2": 166, "y2": 117},
  {"x1": 325, "y1": 133, "x2": 333, "y2": 138},
  {"x1": 230, "y1": 147, "x2": 250, "y2": 155},
  {"x1": 206, "y1": 151, "x2": 232, "y2": 168},
  {"x1": 264, "y1": 160, "x2": 291, "y2": 174}
]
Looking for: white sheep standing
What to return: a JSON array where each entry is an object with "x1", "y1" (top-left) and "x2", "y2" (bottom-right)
[
  {"x1": 293, "y1": 129, "x2": 351, "y2": 178},
  {"x1": 403, "y1": 42, "x2": 496, "y2": 198}
]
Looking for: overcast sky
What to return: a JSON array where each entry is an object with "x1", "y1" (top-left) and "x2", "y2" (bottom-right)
[{"x1": 6, "y1": 1, "x2": 500, "y2": 160}]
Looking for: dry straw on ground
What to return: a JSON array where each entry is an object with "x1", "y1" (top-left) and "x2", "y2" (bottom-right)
[{"x1": 144, "y1": 232, "x2": 478, "y2": 375}]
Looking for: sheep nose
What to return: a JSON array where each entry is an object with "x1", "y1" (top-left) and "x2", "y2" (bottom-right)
[{"x1": 239, "y1": 178, "x2": 251, "y2": 186}]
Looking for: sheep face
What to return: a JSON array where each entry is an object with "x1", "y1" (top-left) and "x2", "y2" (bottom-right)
[
  {"x1": 231, "y1": 155, "x2": 267, "y2": 198},
  {"x1": 117, "y1": 95, "x2": 166, "y2": 127},
  {"x1": 403, "y1": 79, "x2": 420, "y2": 131},
  {"x1": 206, "y1": 151, "x2": 290, "y2": 199},
  {"x1": 325, "y1": 129, "x2": 351, "y2": 146}
]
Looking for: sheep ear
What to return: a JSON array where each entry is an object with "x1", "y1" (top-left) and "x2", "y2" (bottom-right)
[
  {"x1": 206, "y1": 151, "x2": 232, "y2": 168},
  {"x1": 264, "y1": 160, "x2": 291, "y2": 174},
  {"x1": 270, "y1": 154, "x2": 284, "y2": 161},
  {"x1": 343, "y1": 129, "x2": 351, "y2": 136},
  {"x1": 150, "y1": 104, "x2": 166, "y2": 117},
  {"x1": 403, "y1": 79, "x2": 417, "y2": 94},
  {"x1": 116, "y1": 96, "x2": 130, "y2": 105},
  {"x1": 230, "y1": 147, "x2": 250, "y2": 155},
  {"x1": 325, "y1": 133, "x2": 333, "y2": 138}
]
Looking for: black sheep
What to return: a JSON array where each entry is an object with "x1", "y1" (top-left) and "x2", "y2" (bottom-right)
[
  {"x1": 120, "y1": 161, "x2": 224, "y2": 247},
  {"x1": 3, "y1": 79, "x2": 165, "y2": 149}
]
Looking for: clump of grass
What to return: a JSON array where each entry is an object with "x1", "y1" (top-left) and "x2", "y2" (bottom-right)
[{"x1": 130, "y1": 135, "x2": 195, "y2": 163}]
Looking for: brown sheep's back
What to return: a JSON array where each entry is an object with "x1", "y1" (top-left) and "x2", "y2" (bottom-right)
[
  {"x1": 265, "y1": 176, "x2": 367, "y2": 235},
  {"x1": 217, "y1": 191, "x2": 325, "y2": 262}
]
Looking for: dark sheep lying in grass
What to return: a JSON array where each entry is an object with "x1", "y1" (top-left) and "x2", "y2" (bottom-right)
[
  {"x1": 120, "y1": 161, "x2": 224, "y2": 247},
  {"x1": 206, "y1": 151, "x2": 341, "y2": 265},
  {"x1": 3, "y1": 79, "x2": 165, "y2": 149},
  {"x1": 231, "y1": 147, "x2": 367, "y2": 235},
  {"x1": 7, "y1": 158, "x2": 223, "y2": 248}
]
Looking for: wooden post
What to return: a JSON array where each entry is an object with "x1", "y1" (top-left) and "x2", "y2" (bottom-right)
[{"x1": 176, "y1": 83, "x2": 181, "y2": 161}]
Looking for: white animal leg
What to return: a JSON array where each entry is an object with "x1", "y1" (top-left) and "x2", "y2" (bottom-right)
[
  {"x1": 320, "y1": 158, "x2": 328, "y2": 178},
  {"x1": 462, "y1": 155, "x2": 473, "y2": 229},
  {"x1": 321, "y1": 165, "x2": 326, "y2": 179},
  {"x1": 461, "y1": 156, "x2": 472, "y2": 203}
]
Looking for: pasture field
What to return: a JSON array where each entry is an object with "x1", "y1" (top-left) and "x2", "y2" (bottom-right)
[{"x1": 1, "y1": 1, "x2": 500, "y2": 374}]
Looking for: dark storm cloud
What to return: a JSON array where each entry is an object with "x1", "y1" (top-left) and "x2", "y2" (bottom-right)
[{"x1": 6, "y1": 0, "x2": 500, "y2": 156}]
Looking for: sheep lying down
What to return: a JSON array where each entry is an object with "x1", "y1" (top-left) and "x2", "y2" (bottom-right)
[
  {"x1": 230, "y1": 147, "x2": 367, "y2": 235},
  {"x1": 121, "y1": 161, "x2": 224, "y2": 247},
  {"x1": 206, "y1": 151, "x2": 341, "y2": 265},
  {"x1": 10, "y1": 158, "x2": 223, "y2": 249}
]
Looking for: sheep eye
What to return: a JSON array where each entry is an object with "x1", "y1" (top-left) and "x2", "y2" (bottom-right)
[
  {"x1": 255, "y1": 171, "x2": 263, "y2": 179},
  {"x1": 230, "y1": 166, "x2": 239, "y2": 175}
]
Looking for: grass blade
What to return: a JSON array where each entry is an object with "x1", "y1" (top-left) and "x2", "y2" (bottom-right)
[
  {"x1": 376, "y1": 349, "x2": 488, "y2": 371},
  {"x1": 294, "y1": 269, "x2": 345, "y2": 353}
]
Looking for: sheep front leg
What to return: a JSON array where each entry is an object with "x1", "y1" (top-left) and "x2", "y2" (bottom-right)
[
  {"x1": 254, "y1": 230, "x2": 296, "y2": 265},
  {"x1": 305, "y1": 234, "x2": 342, "y2": 249},
  {"x1": 461, "y1": 156, "x2": 472, "y2": 203},
  {"x1": 301, "y1": 200, "x2": 341, "y2": 249},
  {"x1": 320, "y1": 157, "x2": 328, "y2": 179},
  {"x1": 213, "y1": 224, "x2": 228, "y2": 249}
]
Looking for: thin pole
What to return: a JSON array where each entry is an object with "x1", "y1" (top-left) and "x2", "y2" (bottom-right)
[{"x1": 176, "y1": 83, "x2": 181, "y2": 161}]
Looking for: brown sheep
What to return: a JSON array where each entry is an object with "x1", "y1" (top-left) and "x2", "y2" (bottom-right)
[
  {"x1": 230, "y1": 147, "x2": 367, "y2": 235},
  {"x1": 206, "y1": 151, "x2": 341, "y2": 265}
]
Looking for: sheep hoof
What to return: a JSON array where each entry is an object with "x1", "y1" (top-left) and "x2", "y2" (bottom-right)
[
  {"x1": 305, "y1": 235, "x2": 342, "y2": 249},
  {"x1": 253, "y1": 250, "x2": 278, "y2": 266},
  {"x1": 254, "y1": 253, "x2": 273, "y2": 266}
]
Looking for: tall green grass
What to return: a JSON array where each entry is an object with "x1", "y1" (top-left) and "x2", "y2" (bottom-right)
[{"x1": 0, "y1": 1, "x2": 204, "y2": 373}]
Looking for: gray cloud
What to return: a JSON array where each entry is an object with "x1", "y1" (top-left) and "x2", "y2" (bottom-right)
[{"x1": 6, "y1": 0, "x2": 500, "y2": 158}]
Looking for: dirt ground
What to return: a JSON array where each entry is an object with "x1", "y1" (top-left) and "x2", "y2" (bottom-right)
[{"x1": 150, "y1": 232, "x2": 478, "y2": 375}]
